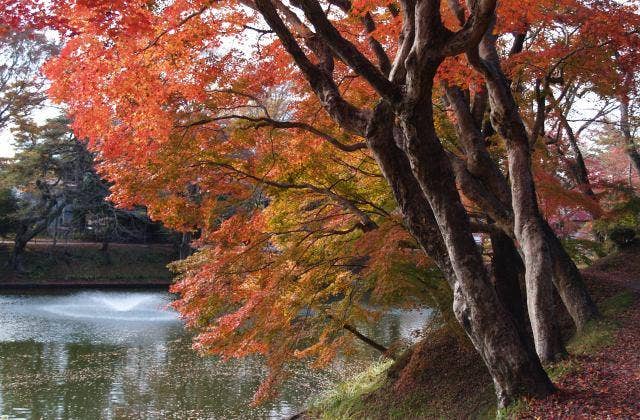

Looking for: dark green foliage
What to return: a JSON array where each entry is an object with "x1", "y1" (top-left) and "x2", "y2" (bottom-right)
[
  {"x1": 0, "y1": 243, "x2": 176, "y2": 283},
  {"x1": 608, "y1": 227, "x2": 637, "y2": 250},
  {"x1": 561, "y1": 237, "x2": 607, "y2": 266},
  {"x1": 0, "y1": 188, "x2": 18, "y2": 236},
  {"x1": 1, "y1": 116, "x2": 173, "y2": 270},
  {"x1": 593, "y1": 196, "x2": 640, "y2": 251}
]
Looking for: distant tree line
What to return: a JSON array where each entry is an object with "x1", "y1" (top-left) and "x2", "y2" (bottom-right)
[
  {"x1": 0, "y1": 28, "x2": 176, "y2": 271},
  {"x1": 0, "y1": 116, "x2": 176, "y2": 270}
]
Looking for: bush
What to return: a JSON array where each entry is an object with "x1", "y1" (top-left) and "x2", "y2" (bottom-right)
[
  {"x1": 593, "y1": 197, "x2": 640, "y2": 251},
  {"x1": 608, "y1": 227, "x2": 637, "y2": 250},
  {"x1": 0, "y1": 188, "x2": 18, "y2": 237}
]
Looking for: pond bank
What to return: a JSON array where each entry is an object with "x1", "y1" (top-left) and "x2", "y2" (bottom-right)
[
  {"x1": 305, "y1": 246, "x2": 640, "y2": 419},
  {"x1": 0, "y1": 242, "x2": 177, "y2": 287}
]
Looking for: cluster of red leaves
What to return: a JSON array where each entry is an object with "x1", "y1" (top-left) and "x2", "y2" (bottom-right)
[{"x1": 504, "y1": 0, "x2": 640, "y2": 99}]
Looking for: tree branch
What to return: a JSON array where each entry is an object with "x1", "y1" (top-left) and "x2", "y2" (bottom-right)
[
  {"x1": 254, "y1": 0, "x2": 370, "y2": 135},
  {"x1": 179, "y1": 114, "x2": 367, "y2": 152},
  {"x1": 195, "y1": 160, "x2": 378, "y2": 230},
  {"x1": 294, "y1": 0, "x2": 402, "y2": 102}
]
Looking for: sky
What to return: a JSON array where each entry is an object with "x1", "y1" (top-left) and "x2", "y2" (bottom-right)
[
  {"x1": 0, "y1": 135, "x2": 14, "y2": 157},
  {"x1": 0, "y1": 102, "x2": 62, "y2": 157}
]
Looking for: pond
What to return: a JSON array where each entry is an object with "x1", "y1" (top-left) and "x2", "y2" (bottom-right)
[{"x1": 0, "y1": 289, "x2": 432, "y2": 419}]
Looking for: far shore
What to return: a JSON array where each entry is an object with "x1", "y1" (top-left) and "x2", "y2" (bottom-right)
[
  {"x1": 0, "y1": 241, "x2": 178, "y2": 288},
  {"x1": 0, "y1": 281, "x2": 172, "y2": 290}
]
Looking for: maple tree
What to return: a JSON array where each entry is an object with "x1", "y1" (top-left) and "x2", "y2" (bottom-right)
[{"x1": 3, "y1": 0, "x2": 640, "y2": 409}]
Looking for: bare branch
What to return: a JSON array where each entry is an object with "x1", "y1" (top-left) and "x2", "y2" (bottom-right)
[
  {"x1": 194, "y1": 159, "x2": 378, "y2": 230},
  {"x1": 178, "y1": 114, "x2": 367, "y2": 152}
]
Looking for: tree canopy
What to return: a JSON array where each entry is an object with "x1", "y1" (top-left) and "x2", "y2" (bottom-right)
[{"x1": 3, "y1": 0, "x2": 640, "y2": 408}]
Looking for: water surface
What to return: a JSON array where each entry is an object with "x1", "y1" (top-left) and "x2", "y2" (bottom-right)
[{"x1": 0, "y1": 290, "x2": 431, "y2": 419}]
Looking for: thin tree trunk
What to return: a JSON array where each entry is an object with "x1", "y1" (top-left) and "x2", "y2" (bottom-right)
[
  {"x1": 557, "y1": 112, "x2": 598, "y2": 201},
  {"x1": 342, "y1": 324, "x2": 391, "y2": 357},
  {"x1": 12, "y1": 219, "x2": 48, "y2": 271},
  {"x1": 620, "y1": 96, "x2": 640, "y2": 178},
  {"x1": 11, "y1": 232, "x2": 29, "y2": 272},
  {"x1": 52, "y1": 217, "x2": 59, "y2": 247},
  {"x1": 179, "y1": 232, "x2": 193, "y2": 259}
]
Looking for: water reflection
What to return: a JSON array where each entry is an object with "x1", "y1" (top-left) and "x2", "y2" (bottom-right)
[{"x1": 0, "y1": 290, "x2": 432, "y2": 419}]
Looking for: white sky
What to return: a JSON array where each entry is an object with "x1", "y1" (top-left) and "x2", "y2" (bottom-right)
[{"x1": 0, "y1": 102, "x2": 62, "y2": 157}]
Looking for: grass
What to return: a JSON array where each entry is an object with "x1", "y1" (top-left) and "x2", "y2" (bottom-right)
[
  {"x1": 309, "y1": 360, "x2": 393, "y2": 419},
  {"x1": 0, "y1": 242, "x2": 177, "y2": 284},
  {"x1": 495, "y1": 399, "x2": 530, "y2": 420},
  {"x1": 307, "y1": 288, "x2": 636, "y2": 420},
  {"x1": 566, "y1": 319, "x2": 618, "y2": 356},
  {"x1": 599, "y1": 290, "x2": 635, "y2": 317},
  {"x1": 565, "y1": 291, "x2": 635, "y2": 356},
  {"x1": 545, "y1": 358, "x2": 580, "y2": 381},
  {"x1": 307, "y1": 324, "x2": 496, "y2": 420}
]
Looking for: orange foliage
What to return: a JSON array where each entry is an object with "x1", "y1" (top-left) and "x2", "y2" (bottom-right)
[{"x1": 3, "y1": 0, "x2": 640, "y2": 402}]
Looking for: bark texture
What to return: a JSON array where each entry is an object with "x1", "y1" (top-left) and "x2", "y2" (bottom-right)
[
  {"x1": 254, "y1": 0, "x2": 555, "y2": 406},
  {"x1": 620, "y1": 96, "x2": 640, "y2": 178},
  {"x1": 462, "y1": 23, "x2": 604, "y2": 359},
  {"x1": 490, "y1": 229, "x2": 529, "y2": 337},
  {"x1": 368, "y1": 101, "x2": 553, "y2": 406}
]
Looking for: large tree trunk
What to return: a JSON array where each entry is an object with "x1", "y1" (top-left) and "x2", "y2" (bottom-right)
[
  {"x1": 508, "y1": 141, "x2": 566, "y2": 363},
  {"x1": 446, "y1": 73, "x2": 599, "y2": 334},
  {"x1": 543, "y1": 222, "x2": 599, "y2": 329},
  {"x1": 469, "y1": 32, "x2": 611, "y2": 360},
  {"x1": 368, "y1": 98, "x2": 553, "y2": 405},
  {"x1": 255, "y1": 0, "x2": 553, "y2": 406},
  {"x1": 445, "y1": 88, "x2": 531, "y2": 339},
  {"x1": 451, "y1": 59, "x2": 564, "y2": 362}
]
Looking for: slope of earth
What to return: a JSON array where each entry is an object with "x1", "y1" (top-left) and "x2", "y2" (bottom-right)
[{"x1": 307, "y1": 245, "x2": 640, "y2": 419}]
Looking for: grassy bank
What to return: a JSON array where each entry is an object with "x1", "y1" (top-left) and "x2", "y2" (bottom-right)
[
  {"x1": 0, "y1": 242, "x2": 177, "y2": 285},
  {"x1": 307, "y1": 321, "x2": 495, "y2": 419},
  {"x1": 307, "y1": 247, "x2": 639, "y2": 420}
]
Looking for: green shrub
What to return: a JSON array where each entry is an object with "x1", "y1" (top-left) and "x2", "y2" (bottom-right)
[{"x1": 608, "y1": 227, "x2": 637, "y2": 249}]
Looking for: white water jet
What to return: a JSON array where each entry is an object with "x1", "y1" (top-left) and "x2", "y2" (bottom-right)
[
  {"x1": 40, "y1": 291, "x2": 178, "y2": 322},
  {"x1": 91, "y1": 294, "x2": 154, "y2": 312}
]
